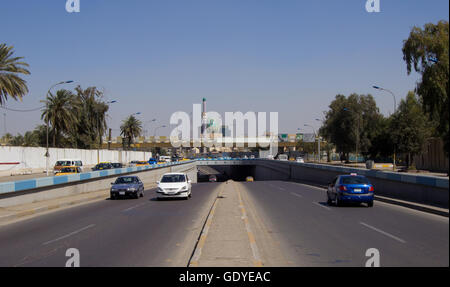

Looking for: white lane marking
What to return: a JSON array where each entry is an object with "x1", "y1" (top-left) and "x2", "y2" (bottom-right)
[
  {"x1": 290, "y1": 182, "x2": 326, "y2": 191},
  {"x1": 290, "y1": 192, "x2": 303, "y2": 198},
  {"x1": 313, "y1": 202, "x2": 331, "y2": 211},
  {"x1": 268, "y1": 183, "x2": 285, "y2": 191},
  {"x1": 43, "y1": 224, "x2": 95, "y2": 246},
  {"x1": 122, "y1": 202, "x2": 148, "y2": 212},
  {"x1": 360, "y1": 222, "x2": 406, "y2": 244}
]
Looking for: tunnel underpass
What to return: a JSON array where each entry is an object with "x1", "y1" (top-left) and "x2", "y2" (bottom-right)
[{"x1": 197, "y1": 165, "x2": 257, "y2": 182}]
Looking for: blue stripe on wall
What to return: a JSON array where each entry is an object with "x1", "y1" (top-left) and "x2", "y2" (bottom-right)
[{"x1": 14, "y1": 180, "x2": 36, "y2": 191}]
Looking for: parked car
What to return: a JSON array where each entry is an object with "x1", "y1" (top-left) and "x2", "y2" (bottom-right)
[
  {"x1": 53, "y1": 159, "x2": 83, "y2": 174},
  {"x1": 208, "y1": 175, "x2": 217, "y2": 182},
  {"x1": 111, "y1": 163, "x2": 123, "y2": 168},
  {"x1": 296, "y1": 157, "x2": 305, "y2": 163},
  {"x1": 92, "y1": 162, "x2": 113, "y2": 171},
  {"x1": 148, "y1": 158, "x2": 158, "y2": 164},
  {"x1": 327, "y1": 173, "x2": 374, "y2": 207},
  {"x1": 136, "y1": 161, "x2": 149, "y2": 167},
  {"x1": 110, "y1": 176, "x2": 144, "y2": 199},
  {"x1": 156, "y1": 173, "x2": 192, "y2": 200},
  {"x1": 246, "y1": 176, "x2": 254, "y2": 182},
  {"x1": 55, "y1": 166, "x2": 82, "y2": 176},
  {"x1": 277, "y1": 154, "x2": 288, "y2": 161}
]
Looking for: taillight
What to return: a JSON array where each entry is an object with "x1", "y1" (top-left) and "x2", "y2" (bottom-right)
[
  {"x1": 369, "y1": 186, "x2": 374, "y2": 192},
  {"x1": 339, "y1": 185, "x2": 347, "y2": 191}
]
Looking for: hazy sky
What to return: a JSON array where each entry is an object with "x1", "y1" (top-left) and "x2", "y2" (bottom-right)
[{"x1": 1, "y1": 0, "x2": 449, "y2": 137}]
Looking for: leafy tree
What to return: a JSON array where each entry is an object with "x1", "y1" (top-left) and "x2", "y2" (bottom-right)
[
  {"x1": 120, "y1": 115, "x2": 142, "y2": 149},
  {"x1": 389, "y1": 92, "x2": 430, "y2": 169},
  {"x1": 10, "y1": 133, "x2": 24, "y2": 146},
  {"x1": 73, "y1": 86, "x2": 109, "y2": 149},
  {"x1": 402, "y1": 20, "x2": 449, "y2": 155},
  {"x1": 367, "y1": 116, "x2": 394, "y2": 160},
  {"x1": 320, "y1": 94, "x2": 383, "y2": 161},
  {"x1": 1, "y1": 132, "x2": 13, "y2": 145},
  {"x1": 0, "y1": 44, "x2": 30, "y2": 105},
  {"x1": 41, "y1": 89, "x2": 79, "y2": 147},
  {"x1": 23, "y1": 130, "x2": 40, "y2": 147}
]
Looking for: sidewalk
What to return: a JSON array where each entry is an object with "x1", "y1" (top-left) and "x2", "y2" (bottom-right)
[{"x1": 189, "y1": 181, "x2": 262, "y2": 267}]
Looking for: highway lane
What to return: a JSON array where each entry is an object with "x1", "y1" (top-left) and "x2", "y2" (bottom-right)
[
  {"x1": 238, "y1": 180, "x2": 449, "y2": 267},
  {"x1": 0, "y1": 182, "x2": 222, "y2": 267}
]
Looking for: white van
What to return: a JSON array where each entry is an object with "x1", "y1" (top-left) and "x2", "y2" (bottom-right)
[{"x1": 54, "y1": 159, "x2": 83, "y2": 174}]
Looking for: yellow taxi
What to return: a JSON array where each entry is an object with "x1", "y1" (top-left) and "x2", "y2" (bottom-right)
[
  {"x1": 135, "y1": 161, "x2": 150, "y2": 167},
  {"x1": 246, "y1": 176, "x2": 254, "y2": 182},
  {"x1": 55, "y1": 166, "x2": 82, "y2": 176}
]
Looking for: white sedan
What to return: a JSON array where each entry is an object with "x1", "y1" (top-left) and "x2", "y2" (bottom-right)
[{"x1": 156, "y1": 173, "x2": 192, "y2": 200}]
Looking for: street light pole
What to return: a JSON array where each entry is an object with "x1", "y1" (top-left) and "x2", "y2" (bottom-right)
[
  {"x1": 45, "y1": 81, "x2": 74, "y2": 176},
  {"x1": 373, "y1": 85, "x2": 397, "y2": 170},
  {"x1": 304, "y1": 124, "x2": 318, "y2": 162}
]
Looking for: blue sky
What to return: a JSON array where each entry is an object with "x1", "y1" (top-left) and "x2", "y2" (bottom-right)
[{"x1": 1, "y1": 0, "x2": 449, "y2": 137}]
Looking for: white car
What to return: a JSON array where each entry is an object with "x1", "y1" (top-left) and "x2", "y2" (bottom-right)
[
  {"x1": 156, "y1": 173, "x2": 192, "y2": 200},
  {"x1": 296, "y1": 157, "x2": 305, "y2": 163}
]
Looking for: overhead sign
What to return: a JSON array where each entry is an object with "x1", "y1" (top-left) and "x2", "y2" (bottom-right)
[{"x1": 303, "y1": 133, "x2": 316, "y2": 143}]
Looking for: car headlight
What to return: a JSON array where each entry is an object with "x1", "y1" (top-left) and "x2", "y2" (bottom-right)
[
  {"x1": 127, "y1": 187, "x2": 137, "y2": 191},
  {"x1": 111, "y1": 188, "x2": 117, "y2": 192},
  {"x1": 181, "y1": 185, "x2": 188, "y2": 190}
]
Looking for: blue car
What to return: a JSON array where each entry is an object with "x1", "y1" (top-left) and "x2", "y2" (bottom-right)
[
  {"x1": 148, "y1": 158, "x2": 158, "y2": 165},
  {"x1": 327, "y1": 173, "x2": 374, "y2": 207}
]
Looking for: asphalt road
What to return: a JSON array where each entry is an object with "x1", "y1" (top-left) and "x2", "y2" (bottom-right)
[
  {"x1": 0, "y1": 182, "x2": 221, "y2": 267},
  {"x1": 239, "y1": 180, "x2": 449, "y2": 267}
]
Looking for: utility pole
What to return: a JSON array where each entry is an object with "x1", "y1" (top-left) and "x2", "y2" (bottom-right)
[{"x1": 108, "y1": 128, "x2": 112, "y2": 150}]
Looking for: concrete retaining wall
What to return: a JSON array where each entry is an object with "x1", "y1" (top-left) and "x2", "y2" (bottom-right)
[
  {"x1": 0, "y1": 146, "x2": 152, "y2": 174},
  {"x1": 0, "y1": 161, "x2": 197, "y2": 208},
  {"x1": 254, "y1": 160, "x2": 449, "y2": 208}
]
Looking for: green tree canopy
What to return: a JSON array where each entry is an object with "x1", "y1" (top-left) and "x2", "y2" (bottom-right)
[
  {"x1": 41, "y1": 89, "x2": 79, "y2": 147},
  {"x1": 120, "y1": 115, "x2": 142, "y2": 148},
  {"x1": 0, "y1": 44, "x2": 30, "y2": 105},
  {"x1": 402, "y1": 20, "x2": 449, "y2": 155},
  {"x1": 389, "y1": 92, "x2": 431, "y2": 168},
  {"x1": 320, "y1": 93, "x2": 383, "y2": 160}
]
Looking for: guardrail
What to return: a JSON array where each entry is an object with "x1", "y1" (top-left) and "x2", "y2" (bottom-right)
[
  {"x1": 0, "y1": 161, "x2": 196, "y2": 195},
  {"x1": 293, "y1": 162, "x2": 448, "y2": 189}
]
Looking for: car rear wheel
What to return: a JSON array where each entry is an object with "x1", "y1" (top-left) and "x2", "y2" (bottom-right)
[
  {"x1": 367, "y1": 201, "x2": 374, "y2": 207},
  {"x1": 335, "y1": 196, "x2": 340, "y2": 207}
]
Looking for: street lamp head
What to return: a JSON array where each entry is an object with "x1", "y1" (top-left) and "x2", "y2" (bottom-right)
[
  {"x1": 372, "y1": 85, "x2": 380, "y2": 90},
  {"x1": 65, "y1": 80, "x2": 74, "y2": 84}
]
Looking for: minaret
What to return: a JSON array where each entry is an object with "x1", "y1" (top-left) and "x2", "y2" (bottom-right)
[
  {"x1": 201, "y1": 98, "x2": 207, "y2": 138},
  {"x1": 201, "y1": 98, "x2": 207, "y2": 152}
]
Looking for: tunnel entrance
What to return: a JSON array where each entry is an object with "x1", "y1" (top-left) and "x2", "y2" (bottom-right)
[{"x1": 197, "y1": 165, "x2": 257, "y2": 182}]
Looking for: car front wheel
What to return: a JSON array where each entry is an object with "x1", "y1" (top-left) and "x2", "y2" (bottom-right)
[{"x1": 367, "y1": 201, "x2": 373, "y2": 207}]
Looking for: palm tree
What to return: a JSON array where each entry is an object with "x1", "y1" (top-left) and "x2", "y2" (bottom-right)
[
  {"x1": 120, "y1": 115, "x2": 142, "y2": 148},
  {"x1": 0, "y1": 44, "x2": 30, "y2": 105},
  {"x1": 41, "y1": 89, "x2": 79, "y2": 147}
]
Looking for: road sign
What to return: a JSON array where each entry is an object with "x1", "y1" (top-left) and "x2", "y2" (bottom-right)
[{"x1": 303, "y1": 133, "x2": 316, "y2": 143}]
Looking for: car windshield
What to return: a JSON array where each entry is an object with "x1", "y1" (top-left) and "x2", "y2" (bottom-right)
[
  {"x1": 115, "y1": 177, "x2": 138, "y2": 184},
  {"x1": 341, "y1": 176, "x2": 370, "y2": 184},
  {"x1": 161, "y1": 174, "x2": 185, "y2": 183}
]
